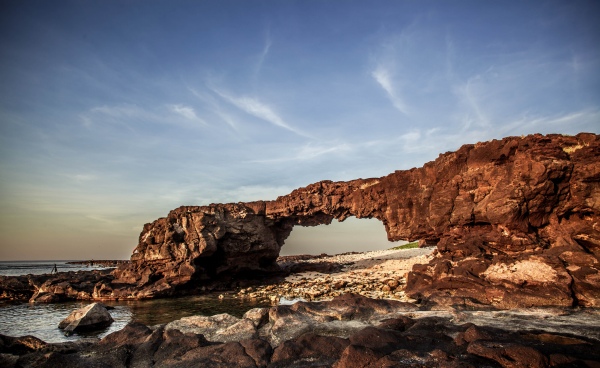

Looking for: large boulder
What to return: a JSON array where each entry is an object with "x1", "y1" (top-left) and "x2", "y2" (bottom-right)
[{"x1": 58, "y1": 303, "x2": 113, "y2": 336}]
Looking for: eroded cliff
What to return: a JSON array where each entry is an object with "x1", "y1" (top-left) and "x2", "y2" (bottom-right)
[{"x1": 98, "y1": 133, "x2": 599, "y2": 307}]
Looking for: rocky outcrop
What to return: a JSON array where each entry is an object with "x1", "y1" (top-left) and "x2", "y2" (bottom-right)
[
  {"x1": 58, "y1": 303, "x2": 114, "y2": 336},
  {"x1": 2, "y1": 295, "x2": 599, "y2": 367},
  {"x1": 2, "y1": 133, "x2": 597, "y2": 307},
  {"x1": 0, "y1": 270, "x2": 114, "y2": 303},
  {"x1": 103, "y1": 133, "x2": 599, "y2": 307}
]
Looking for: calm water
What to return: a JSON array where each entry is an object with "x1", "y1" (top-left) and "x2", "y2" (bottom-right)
[
  {"x1": 0, "y1": 261, "x2": 272, "y2": 343},
  {"x1": 0, "y1": 260, "x2": 113, "y2": 276}
]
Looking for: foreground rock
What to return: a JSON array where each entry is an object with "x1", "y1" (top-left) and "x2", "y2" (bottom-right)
[
  {"x1": 2, "y1": 294, "x2": 599, "y2": 367},
  {"x1": 58, "y1": 303, "x2": 114, "y2": 336}
]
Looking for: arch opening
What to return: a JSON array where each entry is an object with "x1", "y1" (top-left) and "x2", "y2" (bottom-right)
[{"x1": 280, "y1": 216, "x2": 407, "y2": 256}]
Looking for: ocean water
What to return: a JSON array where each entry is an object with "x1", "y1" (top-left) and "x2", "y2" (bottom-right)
[
  {"x1": 0, "y1": 260, "x2": 113, "y2": 276},
  {"x1": 0, "y1": 261, "x2": 271, "y2": 343}
]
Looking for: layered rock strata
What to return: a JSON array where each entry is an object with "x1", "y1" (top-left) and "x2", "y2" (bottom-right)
[{"x1": 106, "y1": 133, "x2": 599, "y2": 307}]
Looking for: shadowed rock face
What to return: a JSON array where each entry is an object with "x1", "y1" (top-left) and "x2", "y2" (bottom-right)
[{"x1": 105, "y1": 133, "x2": 599, "y2": 306}]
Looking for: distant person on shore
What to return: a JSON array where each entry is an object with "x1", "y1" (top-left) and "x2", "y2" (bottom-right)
[{"x1": 51, "y1": 263, "x2": 58, "y2": 274}]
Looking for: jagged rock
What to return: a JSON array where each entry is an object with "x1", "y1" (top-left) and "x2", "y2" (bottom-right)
[
  {"x1": 58, "y1": 303, "x2": 114, "y2": 336},
  {"x1": 108, "y1": 133, "x2": 599, "y2": 308},
  {"x1": 0, "y1": 269, "x2": 115, "y2": 303},
  {"x1": 2, "y1": 133, "x2": 597, "y2": 307},
  {"x1": 3, "y1": 294, "x2": 600, "y2": 367}
]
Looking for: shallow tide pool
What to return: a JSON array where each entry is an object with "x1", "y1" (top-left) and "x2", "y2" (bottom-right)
[{"x1": 0, "y1": 294, "x2": 272, "y2": 343}]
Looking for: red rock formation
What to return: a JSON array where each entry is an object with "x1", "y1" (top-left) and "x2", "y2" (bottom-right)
[{"x1": 107, "y1": 133, "x2": 599, "y2": 307}]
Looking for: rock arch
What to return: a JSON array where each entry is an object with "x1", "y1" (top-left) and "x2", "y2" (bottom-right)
[{"x1": 106, "y1": 133, "x2": 600, "y2": 307}]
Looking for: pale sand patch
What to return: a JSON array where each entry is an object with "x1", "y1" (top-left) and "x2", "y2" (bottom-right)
[
  {"x1": 285, "y1": 247, "x2": 435, "y2": 280},
  {"x1": 280, "y1": 247, "x2": 436, "y2": 302}
]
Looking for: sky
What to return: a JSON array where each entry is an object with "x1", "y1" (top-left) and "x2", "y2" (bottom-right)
[{"x1": 0, "y1": 0, "x2": 599, "y2": 260}]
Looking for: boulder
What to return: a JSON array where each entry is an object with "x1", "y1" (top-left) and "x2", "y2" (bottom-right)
[
  {"x1": 58, "y1": 303, "x2": 113, "y2": 336},
  {"x1": 165, "y1": 313, "x2": 258, "y2": 343}
]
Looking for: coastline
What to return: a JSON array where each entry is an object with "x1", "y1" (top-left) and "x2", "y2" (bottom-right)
[
  {"x1": 66, "y1": 260, "x2": 129, "y2": 268},
  {"x1": 1, "y1": 248, "x2": 599, "y2": 366}
]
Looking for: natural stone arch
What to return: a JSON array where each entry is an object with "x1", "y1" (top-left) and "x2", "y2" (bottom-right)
[{"x1": 105, "y1": 133, "x2": 600, "y2": 308}]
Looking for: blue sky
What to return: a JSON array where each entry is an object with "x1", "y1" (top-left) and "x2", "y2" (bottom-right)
[{"x1": 1, "y1": 0, "x2": 599, "y2": 260}]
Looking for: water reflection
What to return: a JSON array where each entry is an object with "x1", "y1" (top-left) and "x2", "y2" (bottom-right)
[{"x1": 0, "y1": 294, "x2": 271, "y2": 343}]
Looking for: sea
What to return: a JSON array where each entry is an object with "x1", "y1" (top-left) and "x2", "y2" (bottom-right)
[
  {"x1": 0, "y1": 260, "x2": 113, "y2": 276},
  {"x1": 0, "y1": 261, "x2": 271, "y2": 343}
]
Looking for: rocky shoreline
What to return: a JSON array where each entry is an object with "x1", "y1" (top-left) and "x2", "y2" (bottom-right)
[
  {"x1": 1, "y1": 134, "x2": 598, "y2": 309},
  {"x1": 2, "y1": 247, "x2": 599, "y2": 366},
  {"x1": 2, "y1": 294, "x2": 599, "y2": 367},
  {"x1": 1, "y1": 133, "x2": 599, "y2": 366},
  {"x1": 66, "y1": 260, "x2": 129, "y2": 267}
]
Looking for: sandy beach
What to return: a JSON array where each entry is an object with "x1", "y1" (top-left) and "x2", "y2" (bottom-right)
[{"x1": 236, "y1": 247, "x2": 436, "y2": 303}]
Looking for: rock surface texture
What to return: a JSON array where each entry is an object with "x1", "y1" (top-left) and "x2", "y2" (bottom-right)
[
  {"x1": 58, "y1": 303, "x2": 114, "y2": 336},
  {"x1": 105, "y1": 133, "x2": 600, "y2": 307},
  {"x1": 1, "y1": 295, "x2": 599, "y2": 367}
]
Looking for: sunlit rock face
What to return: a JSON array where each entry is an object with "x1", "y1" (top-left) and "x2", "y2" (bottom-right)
[{"x1": 109, "y1": 133, "x2": 600, "y2": 307}]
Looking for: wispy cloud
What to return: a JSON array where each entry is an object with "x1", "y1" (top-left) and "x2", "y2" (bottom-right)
[
  {"x1": 82, "y1": 102, "x2": 208, "y2": 132},
  {"x1": 250, "y1": 141, "x2": 351, "y2": 163},
  {"x1": 454, "y1": 77, "x2": 491, "y2": 131},
  {"x1": 188, "y1": 87, "x2": 240, "y2": 132},
  {"x1": 499, "y1": 109, "x2": 600, "y2": 136},
  {"x1": 168, "y1": 104, "x2": 196, "y2": 120},
  {"x1": 168, "y1": 104, "x2": 207, "y2": 125},
  {"x1": 211, "y1": 87, "x2": 311, "y2": 137},
  {"x1": 371, "y1": 64, "x2": 409, "y2": 115},
  {"x1": 254, "y1": 28, "x2": 272, "y2": 79}
]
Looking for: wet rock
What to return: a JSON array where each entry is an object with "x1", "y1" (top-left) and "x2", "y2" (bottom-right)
[
  {"x1": 4, "y1": 294, "x2": 600, "y2": 367},
  {"x1": 165, "y1": 313, "x2": 257, "y2": 343},
  {"x1": 270, "y1": 333, "x2": 349, "y2": 368},
  {"x1": 58, "y1": 303, "x2": 114, "y2": 336}
]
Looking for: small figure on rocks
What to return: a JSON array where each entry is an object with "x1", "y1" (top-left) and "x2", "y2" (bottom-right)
[{"x1": 51, "y1": 263, "x2": 58, "y2": 274}]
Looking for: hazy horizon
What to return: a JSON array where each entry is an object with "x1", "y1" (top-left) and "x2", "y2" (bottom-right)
[
  {"x1": 1, "y1": 1, "x2": 599, "y2": 260},
  {"x1": 0, "y1": 217, "x2": 399, "y2": 261}
]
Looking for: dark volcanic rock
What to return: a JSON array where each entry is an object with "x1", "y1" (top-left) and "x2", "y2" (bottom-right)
[{"x1": 106, "y1": 133, "x2": 599, "y2": 308}]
